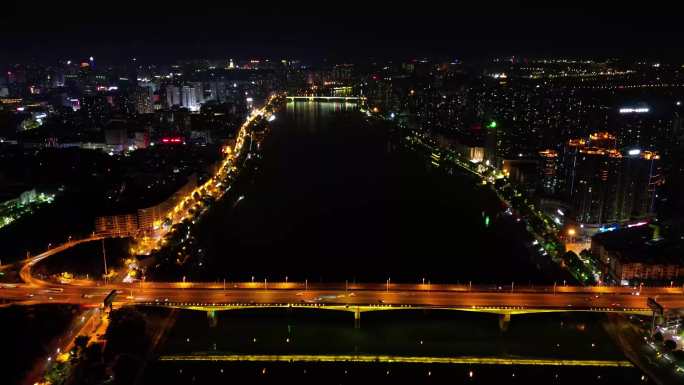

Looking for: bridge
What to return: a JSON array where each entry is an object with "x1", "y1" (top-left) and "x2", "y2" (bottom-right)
[
  {"x1": 2, "y1": 242, "x2": 675, "y2": 328},
  {"x1": 286, "y1": 96, "x2": 366, "y2": 102},
  {"x1": 126, "y1": 284, "x2": 660, "y2": 330},
  {"x1": 3, "y1": 267, "x2": 666, "y2": 332},
  {"x1": 139, "y1": 299, "x2": 652, "y2": 331},
  {"x1": 158, "y1": 354, "x2": 634, "y2": 368},
  {"x1": 5, "y1": 238, "x2": 676, "y2": 324}
]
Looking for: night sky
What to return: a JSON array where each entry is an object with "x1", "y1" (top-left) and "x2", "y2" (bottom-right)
[{"x1": 1, "y1": 2, "x2": 681, "y2": 63}]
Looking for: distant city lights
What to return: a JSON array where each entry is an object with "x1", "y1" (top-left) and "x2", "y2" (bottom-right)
[
  {"x1": 161, "y1": 137, "x2": 183, "y2": 144},
  {"x1": 619, "y1": 107, "x2": 649, "y2": 114},
  {"x1": 628, "y1": 149, "x2": 642, "y2": 156},
  {"x1": 598, "y1": 225, "x2": 618, "y2": 233}
]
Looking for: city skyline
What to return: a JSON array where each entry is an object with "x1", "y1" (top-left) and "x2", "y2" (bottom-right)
[{"x1": 2, "y1": 6, "x2": 684, "y2": 385}]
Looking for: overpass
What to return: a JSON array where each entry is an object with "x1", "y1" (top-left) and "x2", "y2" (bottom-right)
[{"x1": 17, "y1": 236, "x2": 105, "y2": 287}]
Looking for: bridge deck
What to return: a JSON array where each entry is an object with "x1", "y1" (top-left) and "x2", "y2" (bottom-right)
[
  {"x1": 159, "y1": 354, "x2": 634, "y2": 367},
  {"x1": 132, "y1": 301, "x2": 651, "y2": 316},
  {"x1": 286, "y1": 96, "x2": 366, "y2": 100}
]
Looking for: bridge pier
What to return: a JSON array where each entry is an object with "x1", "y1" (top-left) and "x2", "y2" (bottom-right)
[
  {"x1": 498, "y1": 313, "x2": 511, "y2": 332},
  {"x1": 354, "y1": 308, "x2": 361, "y2": 329},
  {"x1": 207, "y1": 310, "x2": 217, "y2": 328}
]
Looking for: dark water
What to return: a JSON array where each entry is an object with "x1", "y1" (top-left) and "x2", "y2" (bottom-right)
[
  {"x1": 140, "y1": 308, "x2": 647, "y2": 385},
  {"x1": 184, "y1": 101, "x2": 563, "y2": 284},
  {"x1": 143, "y1": 362, "x2": 644, "y2": 385},
  {"x1": 140, "y1": 104, "x2": 642, "y2": 383},
  {"x1": 159, "y1": 309, "x2": 625, "y2": 359}
]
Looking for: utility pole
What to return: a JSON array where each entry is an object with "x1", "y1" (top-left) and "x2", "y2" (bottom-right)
[{"x1": 102, "y1": 239, "x2": 108, "y2": 285}]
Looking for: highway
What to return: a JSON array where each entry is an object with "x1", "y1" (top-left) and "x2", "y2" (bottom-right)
[
  {"x1": 3, "y1": 240, "x2": 684, "y2": 312},
  {"x1": 4, "y1": 235, "x2": 683, "y2": 313},
  {"x1": 1, "y1": 281, "x2": 682, "y2": 313}
]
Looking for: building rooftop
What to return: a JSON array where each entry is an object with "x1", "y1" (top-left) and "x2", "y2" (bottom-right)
[{"x1": 593, "y1": 226, "x2": 684, "y2": 265}]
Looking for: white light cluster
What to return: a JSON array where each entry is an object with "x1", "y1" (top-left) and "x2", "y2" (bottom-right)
[{"x1": 619, "y1": 107, "x2": 649, "y2": 114}]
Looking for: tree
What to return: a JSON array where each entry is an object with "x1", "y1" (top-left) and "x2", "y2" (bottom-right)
[
  {"x1": 112, "y1": 354, "x2": 140, "y2": 385},
  {"x1": 105, "y1": 308, "x2": 148, "y2": 357},
  {"x1": 665, "y1": 339, "x2": 677, "y2": 350},
  {"x1": 74, "y1": 335, "x2": 89, "y2": 357},
  {"x1": 44, "y1": 362, "x2": 69, "y2": 385}
]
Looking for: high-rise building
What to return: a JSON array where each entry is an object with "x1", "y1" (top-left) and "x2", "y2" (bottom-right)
[
  {"x1": 564, "y1": 132, "x2": 660, "y2": 225},
  {"x1": 538, "y1": 149, "x2": 559, "y2": 195},
  {"x1": 133, "y1": 86, "x2": 154, "y2": 114},
  {"x1": 332, "y1": 64, "x2": 354, "y2": 83},
  {"x1": 80, "y1": 94, "x2": 112, "y2": 129},
  {"x1": 166, "y1": 85, "x2": 181, "y2": 107},
  {"x1": 189, "y1": 82, "x2": 204, "y2": 106},
  {"x1": 566, "y1": 142, "x2": 623, "y2": 224},
  {"x1": 617, "y1": 149, "x2": 660, "y2": 220},
  {"x1": 181, "y1": 85, "x2": 199, "y2": 111},
  {"x1": 611, "y1": 104, "x2": 667, "y2": 150}
]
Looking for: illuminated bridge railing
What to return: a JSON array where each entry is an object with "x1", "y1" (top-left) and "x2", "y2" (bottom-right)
[
  {"x1": 131, "y1": 301, "x2": 650, "y2": 315},
  {"x1": 286, "y1": 96, "x2": 366, "y2": 101}
]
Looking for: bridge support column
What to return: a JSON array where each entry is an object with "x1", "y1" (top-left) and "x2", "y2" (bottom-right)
[
  {"x1": 354, "y1": 308, "x2": 361, "y2": 329},
  {"x1": 498, "y1": 313, "x2": 511, "y2": 332},
  {"x1": 207, "y1": 310, "x2": 217, "y2": 328}
]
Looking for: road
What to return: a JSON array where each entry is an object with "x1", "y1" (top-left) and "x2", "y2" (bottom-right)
[
  {"x1": 4, "y1": 241, "x2": 684, "y2": 311},
  {"x1": 4, "y1": 236, "x2": 684, "y2": 313},
  {"x1": 16, "y1": 236, "x2": 105, "y2": 286},
  {"x1": 1, "y1": 282, "x2": 682, "y2": 312}
]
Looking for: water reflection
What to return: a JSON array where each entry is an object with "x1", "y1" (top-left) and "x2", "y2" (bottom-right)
[
  {"x1": 186, "y1": 101, "x2": 558, "y2": 283},
  {"x1": 286, "y1": 100, "x2": 359, "y2": 134}
]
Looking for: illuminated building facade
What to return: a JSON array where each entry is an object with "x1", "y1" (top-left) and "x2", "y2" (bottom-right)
[
  {"x1": 591, "y1": 226, "x2": 684, "y2": 283},
  {"x1": 133, "y1": 86, "x2": 154, "y2": 114},
  {"x1": 94, "y1": 174, "x2": 197, "y2": 237},
  {"x1": 564, "y1": 132, "x2": 660, "y2": 225},
  {"x1": 181, "y1": 85, "x2": 199, "y2": 111},
  {"x1": 165, "y1": 85, "x2": 181, "y2": 107},
  {"x1": 538, "y1": 149, "x2": 559, "y2": 195}
]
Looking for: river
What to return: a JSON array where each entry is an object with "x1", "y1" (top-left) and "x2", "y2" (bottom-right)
[{"x1": 165, "y1": 100, "x2": 568, "y2": 284}]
